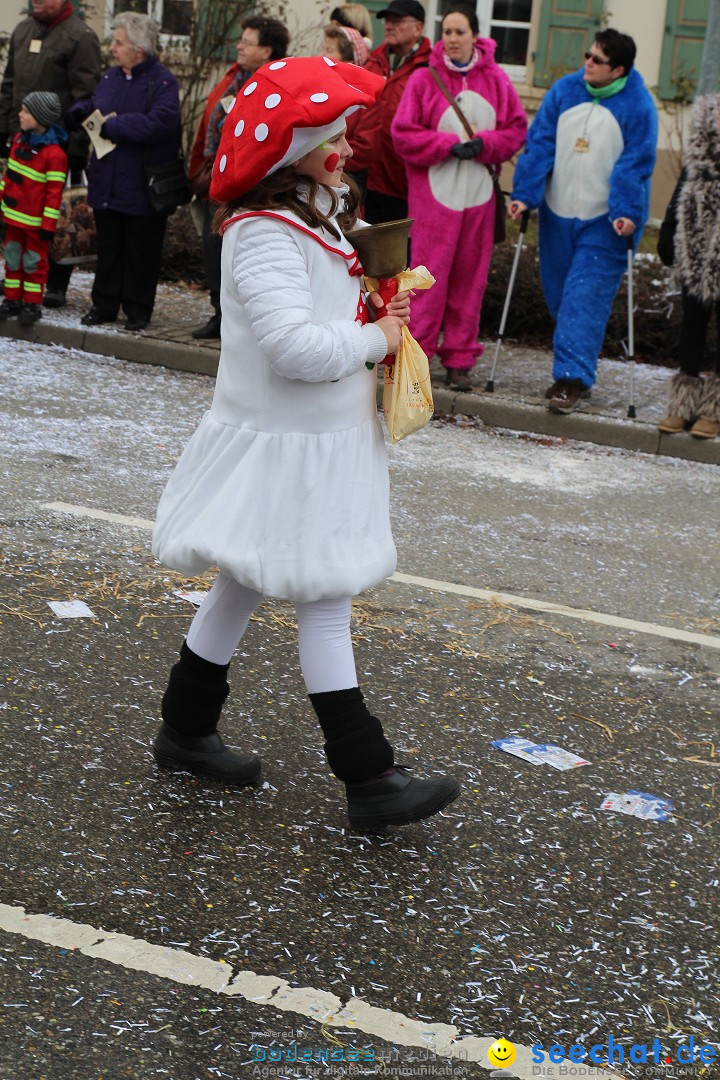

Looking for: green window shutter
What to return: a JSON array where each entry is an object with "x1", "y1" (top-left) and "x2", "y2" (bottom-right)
[
  {"x1": 532, "y1": 0, "x2": 604, "y2": 88},
  {"x1": 658, "y1": 0, "x2": 709, "y2": 100},
  {"x1": 363, "y1": 1, "x2": 387, "y2": 49},
  {"x1": 194, "y1": 0, "x2": 242, "y2": 62}
]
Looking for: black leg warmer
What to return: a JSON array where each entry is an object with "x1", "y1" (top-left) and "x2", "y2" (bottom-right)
[
  {"x1": 161, "y1": 641, "x2": 230, "y2": 737},
  {"x1": 308, "y1": 687, "x2": 394, "y2": 783}
]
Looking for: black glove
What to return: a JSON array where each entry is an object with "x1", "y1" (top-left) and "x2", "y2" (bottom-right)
[
  {"x1": 40, "y1": 228, "x2": 54, "y2": 240},
  {"x1": 450, "y1": 136, "x2": 484, "y2": 160},
  {"x1": 0, "y1": 132, "x2": 9, "y2": 158},
  {"x1": 99, "y1": 122, "x2": 109, "y2": 140},
  {"x1": 64, "y1": 110, "x2": 83, "y2": 133},
  {"x1": 67, "y1": 153, "x2": 87, "y2": 176}
]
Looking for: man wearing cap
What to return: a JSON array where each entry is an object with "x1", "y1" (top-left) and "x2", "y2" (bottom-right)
[
  {"x1": 0, "y1": 0, "x2": 101, "y2": 308},
  {"x1": 346, "y1": 0, "x2": 430, "y2": 223}
]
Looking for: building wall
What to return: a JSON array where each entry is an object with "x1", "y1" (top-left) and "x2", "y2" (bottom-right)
[
  {"x1": 1, "y1": 0, "x2": 24, "y2": 38},
  {"x1": 0, "y1": 0, "x2": 326, "y2": 59},
  {"x1": 606, "y1": 0, "x2": 685, "y2": 218}
]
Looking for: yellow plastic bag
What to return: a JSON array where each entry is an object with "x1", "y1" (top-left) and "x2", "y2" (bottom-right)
[
  {"x1": 382, "y1": 327, "x2": 434, "y2": 444},
  {"x1": 364, "y1": 266, "x2": 436, "y2": 444}
]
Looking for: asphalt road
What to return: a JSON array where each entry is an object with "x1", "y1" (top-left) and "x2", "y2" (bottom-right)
[{"x1": 0, "y1": 341, "x2": 718, "y2": 1080}]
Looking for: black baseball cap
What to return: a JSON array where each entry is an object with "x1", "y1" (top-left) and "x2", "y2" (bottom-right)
[{"x1": 376, "y1": 0, "x2": 426, "y2": 21}]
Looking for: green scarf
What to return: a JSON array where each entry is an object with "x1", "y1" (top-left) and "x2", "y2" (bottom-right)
[{"x1": 585, "y1": 74, "x2": 628, "y2": 100}]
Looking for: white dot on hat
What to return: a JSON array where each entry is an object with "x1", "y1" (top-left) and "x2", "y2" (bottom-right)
[
  {"x1": 243, "y1": 81, "x2": 258, "y2": 96},
  {"x1": 269, "y1": 61, "x2": 286, "y2": 70},
  {"x1": 219, "y1": 154, "x2": 227, "y2": 172},
  {"x1": 255, "y1": 123, "x2": 269, "y2": 142},
  {"x1": 265, "y1": 93, "x2": 281, "y2": 109},
  {"x1": 234, "y1": 118, "x2": 245, "y2": 137},
  {"x1": 310, "y1": 93, "x2": 329, "y2": 103},
  {"x1": 323, "y1": 56, "x2": 336, "y2": 66}
]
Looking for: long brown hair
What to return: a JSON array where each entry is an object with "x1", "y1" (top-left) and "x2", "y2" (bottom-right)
[{"x1": 212, "y1": 167, "x2": 360, "y2": 240}]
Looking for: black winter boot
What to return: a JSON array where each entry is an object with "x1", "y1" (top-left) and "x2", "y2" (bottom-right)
[
  {"x1": 0, "y1": 299, "x2": 21, "y2": 319},
  {"x1": 153, "y1": 641, "x2": 261, "y2": 785},
  {"x1": 346, "y1": 767, "x2": 461, "y2": 832},
  {"x1": 309, "y1": 688, "x2": 460, "y2": 830},
  {"x1": 18, "y1": 303, "x2": 42, "y2": 326},
  {"x1": 192, "y1": 311, "x2": 221, "y2": 339}
]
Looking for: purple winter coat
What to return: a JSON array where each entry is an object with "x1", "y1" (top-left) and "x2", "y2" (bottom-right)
[{"x1": 71, "y1": 56, "x2": 182, "y2": 216}]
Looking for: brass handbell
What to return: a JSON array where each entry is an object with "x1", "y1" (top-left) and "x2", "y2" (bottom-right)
[{"x1": 343, "y1": 218, "x2": 414, "y2": 278}]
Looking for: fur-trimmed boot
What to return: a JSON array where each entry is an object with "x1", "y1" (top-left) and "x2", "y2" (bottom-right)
[
  {"x1": 153, "y1": 641, "x2": 261, "y2": 785},
  {"x1": 308, "y1": 688, "x2": 461, "y2": 831},
  {"x1": 689, "y1": 373, "x2": 720, "y2": 439},
  {"x1": 658, "y1": 372, "x2": 703, "y2": 434}
]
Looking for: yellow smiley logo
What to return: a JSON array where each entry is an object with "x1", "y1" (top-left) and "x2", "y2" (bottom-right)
[{"x1": 488, "y1": 1038, "x2": 517, "y2": 1069}]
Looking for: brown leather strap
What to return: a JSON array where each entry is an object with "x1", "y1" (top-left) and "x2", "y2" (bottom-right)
[{"x1": 429, "y1": 67, "x2": 474, "y2": 140}]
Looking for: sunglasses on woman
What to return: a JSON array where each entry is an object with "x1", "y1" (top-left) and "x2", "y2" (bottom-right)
[{"x1": 584, "y1": 51, "x2": 612, "y2": 65}]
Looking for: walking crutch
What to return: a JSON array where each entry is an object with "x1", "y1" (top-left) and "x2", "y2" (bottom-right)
[
  {"x1": 625, "y1": 234, "x2": 637, "y2": 419},
  {"x1": 485, "y1": 208, "x2": 530, "y2": 393}
]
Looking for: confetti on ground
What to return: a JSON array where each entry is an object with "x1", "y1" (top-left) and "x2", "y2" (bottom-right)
[
  {"x1": 46, "y1": 600, "x2": 96, "y2": 619},
  {"x1": 600, "y1": 790, "x2": 675, "y2": 821},
  {"x1": 173, "y1": 589, "x2": 209, "y2": 606},
  {"x1": 491, "y1": 736, "x2": 590, "y2": 770}
]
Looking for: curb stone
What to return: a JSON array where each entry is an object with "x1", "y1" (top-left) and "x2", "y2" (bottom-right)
[{"x1": 2, "y1": 321, "x2": 719, "y2": 466}]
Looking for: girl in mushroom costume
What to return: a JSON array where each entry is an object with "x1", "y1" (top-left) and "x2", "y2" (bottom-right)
[{"x1": 152, "y1": 56, "x2": 460, "y2": 830}]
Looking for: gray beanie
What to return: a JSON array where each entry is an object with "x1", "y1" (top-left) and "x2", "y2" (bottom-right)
[{"x1": 22, "y1": 91, "x2": 62, "y2": 129}]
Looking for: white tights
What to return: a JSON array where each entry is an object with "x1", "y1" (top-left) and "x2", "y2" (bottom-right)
[{"x1": 185, "y1": 573, "x2": 358, "y2": 694}]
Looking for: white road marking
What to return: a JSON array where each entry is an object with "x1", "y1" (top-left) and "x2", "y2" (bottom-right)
[
  {"x1": 43, "y1": 501, "x2": 156, "y2": 531},
  {"x1": 42, "y1": 501, "x2": 720, "y2": 652},
  {"x1": 0, "y1": 902, "x2": 614, "y2": 1079},
  {"x1": 391, "y1": 572, "x2": 720, "y2": 651}
]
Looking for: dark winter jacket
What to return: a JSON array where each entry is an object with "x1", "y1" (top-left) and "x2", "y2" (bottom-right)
[
  {"x1": 71, "y1": 56, "x2": 182, "y2": 217},
  {"x1": 346, "y1": 37, "x2": 432, "y2": 199},
  {"x1": 0, "y1": 2, "x2": 101, "y2": 161}
]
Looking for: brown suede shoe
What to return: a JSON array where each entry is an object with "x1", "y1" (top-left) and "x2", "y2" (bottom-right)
[
  {"x1": 689, "y1": 415, "x2": 720, "y2": 439},
  {"x1": 657, "y1": 414, "x2": 689, "y2": 434},
  {"x1": 547, "y1": 379, "x2": 588, "y2": 414},
  {"x1": 444, "y1": 369, "x2": 473, "y2": 392},
  {"x1": 544, "y1": 380, "x2": 591, "y2": 400}
]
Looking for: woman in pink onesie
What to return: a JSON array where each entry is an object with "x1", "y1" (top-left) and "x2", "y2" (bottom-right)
[{"x1": 391, "y1": 9, "x2": 527, "y2": 390}]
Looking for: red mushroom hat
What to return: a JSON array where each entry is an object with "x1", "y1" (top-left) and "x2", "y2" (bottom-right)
[{"x1": 209, "y1": 55, "x2": 385, "y2": 203}]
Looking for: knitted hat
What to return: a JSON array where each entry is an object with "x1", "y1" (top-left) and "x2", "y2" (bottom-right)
[
  {"x1": 338, "y1": 26, "x2": 369, "y2": 66},
  {"x1": 22, "y1": 91, "x2": 62, "y2": 129},
  {"x1": 209, "y1": 55, "x2": 385, "y2": 202}
]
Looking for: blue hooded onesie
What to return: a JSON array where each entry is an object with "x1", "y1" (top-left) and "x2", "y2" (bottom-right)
[{"x1": 511, "y1": 66, "x2": 657, "y2": 388}]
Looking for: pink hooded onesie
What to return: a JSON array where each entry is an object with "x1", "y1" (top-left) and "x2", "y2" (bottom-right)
[{"x1": 391, "y1": 38, "x2": 527, "y2": 372}]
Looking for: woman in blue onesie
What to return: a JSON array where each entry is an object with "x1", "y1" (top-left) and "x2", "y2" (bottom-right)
[{"x1": 509, "y1": 29, "x2": 657, "y2": 414}]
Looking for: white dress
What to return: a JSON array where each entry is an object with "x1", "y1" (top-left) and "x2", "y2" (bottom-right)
[{"x1": 152, "y1": 197, "x2": 396, "y2": 602}]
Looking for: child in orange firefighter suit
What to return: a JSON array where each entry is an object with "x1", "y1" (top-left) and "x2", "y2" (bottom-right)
[{"x1": 0, "y1": 92, "x2": 68, "y2": 326}]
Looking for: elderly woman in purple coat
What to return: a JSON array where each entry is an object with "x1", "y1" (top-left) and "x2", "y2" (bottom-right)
[{"x1": 68, "y1": 13, "x2": 182, "y2": 330}]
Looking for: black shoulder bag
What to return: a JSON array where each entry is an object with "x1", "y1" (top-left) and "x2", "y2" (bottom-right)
[{"x1": 142, "y1": 77, "x2": 192, "y2": 214}]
